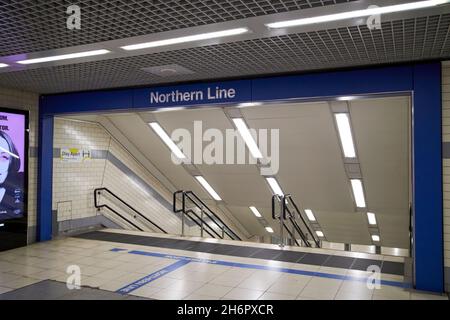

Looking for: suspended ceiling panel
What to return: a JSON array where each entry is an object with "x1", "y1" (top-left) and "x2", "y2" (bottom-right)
[
  {"x1": 0, "y1": 0, "x2": 355, "y2": 57},
  {"x1": 0, "y1": 12, "x2": 449, "y2": 93}
]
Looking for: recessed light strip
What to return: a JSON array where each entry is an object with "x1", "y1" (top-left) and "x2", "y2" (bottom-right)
[
  {"x1": 122, "y1": 28, "x2": 249, "y2": 51},
  {"x1": 232, "y1": 118, "x2": 263, "y2": 159},
  {"x1": 265, "y1": 227, "x2": 274, "y2": 233},
  {"x1": 266, "y1": 0, "x2": 450, "y2": 29},
  {"x1": 148, "y1": 122, "x2": 186, "y2": 159},
  {"x1": 335, "y1": 113, "x2": 356, "y2": 158},
  {"x1": 305, "y1": 209, "x2": 316, "y2": 222},
  {"x1": 17, "y1": 49, "x2": 111, "y2": 65},
  {"x1": 367, "y1": 212, "x2": 377, "y2": 225},
  {"x1": 351, "y1": 179, "x2": 366, "y2": 208},
  {"x1": 195, "y1": 176, "x2": 222, "y2": 201},
  {"x1": 266, "y1": 177, "x2": 284, "y2": 196},
  {"x1": 372, "y1": 235, "x2": 380, "y2": 242},
  {"x1": 250, "y1": 206, "x2": 262, "y2": 218}
]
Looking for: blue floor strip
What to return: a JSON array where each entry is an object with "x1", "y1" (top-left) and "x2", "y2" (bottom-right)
[
  {"x1": 113, "y1": 248, "x2": 410, "y2": 290},
  {"x1": 116, "y1": 259, "x2": 191, "y2": 294}
]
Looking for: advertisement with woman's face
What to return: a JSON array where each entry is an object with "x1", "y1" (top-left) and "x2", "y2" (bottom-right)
[{"x1": 0, "y1": 111, "x2": 26, "y2": 221}]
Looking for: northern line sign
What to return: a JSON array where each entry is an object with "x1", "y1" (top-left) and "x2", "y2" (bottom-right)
[{"x1": 133, "y1": 80, "x2": 252, "y2": 109}]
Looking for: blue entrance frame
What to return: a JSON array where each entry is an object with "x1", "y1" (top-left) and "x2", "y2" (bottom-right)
[{"x1": 38, "y1": 62, "x2": 443, "y2": 293}]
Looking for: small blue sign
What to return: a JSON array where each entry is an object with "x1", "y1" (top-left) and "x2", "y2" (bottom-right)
[{"x1": 133, "y1": 80, "x2": 252, "y2": 109}]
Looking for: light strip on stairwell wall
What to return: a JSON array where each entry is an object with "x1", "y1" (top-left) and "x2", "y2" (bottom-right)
[
  {"x1": 17, "y1": 49, "x2": 111, "y2": 65},
  {"x1": 367, "y1": 212, "x2": 377, "y2": 225},
  {"x1": 0, "y1": 63, "x2": 8, "y2": 68},
  {"x1": 232, "y1": 118, "x2": 263, "y2": 159},
  {"x1": 148, "y1": 122, "x2": 186, "y2": 159},
  {"x1": 351, "y1": 179, "x2": 366, "y2": 208},
  {"x1": 266, "y1": 177, "x2": 284, "y2": 196},
  {"x1": 250, "y1": 206, "x2": 262, "y2": 218},
  {"x1": 305, "y1": 209, "x2": 316, "y2": 222},
  {"x1": 121, "y1": 28, "x2": 249, "y2": 51},
  {"x1": 335, "y1": 113, "x2": 356, "y2": 158},
  {"x1": 266, "y1": 0, "x2": 450, "y2": 29},
  {"x1": 195, "y1": 176, "x2": 222, "y2": 201}
]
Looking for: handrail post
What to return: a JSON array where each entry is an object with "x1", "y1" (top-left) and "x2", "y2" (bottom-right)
[
  {"x1": 291, "y1": 213, "x2": 295, "y2": 246},
  {"x1": 181, "y1": 210, "x2": 185, "y2": 237},
  {"x1": 181, "y1": 192, "x2": 186, "y2": 237},
  {"x1": 222, "y1": 226, "x2": 225, "y2": 239},
  {"x1": 200, "y1": 206, "x2": 204, "y2": 238},
  {"x1": 279, "y1": 196, "x2": 284, "y2": 248}
]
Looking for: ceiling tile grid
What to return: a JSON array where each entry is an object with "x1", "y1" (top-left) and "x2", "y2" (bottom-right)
[
  {"x1": 0, "y1": 0, "x2": 354, "y2": 57},
  {"x1": 0, "y1": 14, "x2": 449, "y2": 94}
]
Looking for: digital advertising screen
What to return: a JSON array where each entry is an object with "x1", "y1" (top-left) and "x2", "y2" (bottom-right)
[{"x1": 0, "y1": 108, "x2": 28, "y2": 222}]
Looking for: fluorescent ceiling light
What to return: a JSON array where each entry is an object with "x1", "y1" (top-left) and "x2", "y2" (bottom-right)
[
  {"x1": 250, "y1": 206, "x2": 262, "y2": 218},
  {"x1": 232, "y1": 118, "x2": 263, "y2": 159},
  {"x1": 266, "y1": 177, "x2": 284, "y2": 196},
  {"x1": 195, "y1": 176, "x2": 222, "y2": 201},
  {"x1": 148, "y1": 122, "x2": 186, "y2": 159},
  {"x1": 367, "y1": 212, "x2": 377, "y2": 225},
  {"x1": 337, "y1": 96, "x2": 357, "y2": 101},
  {"x1": 351, "y1": 179, "x2": 366, "y2": 208},
  {"x1": 152, "y1": 107, "x2": 187, "y2": 113},
  {"x1": 0, "y1": 63, "x2": 8, "y2": 68},
  {"x1": 265, "y1": 227, "x2": 274, "y2": 233},
  {"x1": 316, "y1": 231, "x2": 324, "y2": 237},
  {"x1": 17, "y1": 49, "x2": 110, "y2": 65},
  {"x1": 335, "y1": 113, "x2": 356, "y2": 158},
  {"x1": 372, "y1": 235, "x2": 380, "y2": 242},
  {"x1": 238, "y1": 102, "x2": 263, "y2": 108},
  {"x1": 305, "y1": 209, "x2": 316, "y2": 222},
  {"x1": 266, "y1": 0, "x2": 450, "y2": 29},
  {"x1": 122, "y1": 28, "x2": 249, "y2": 51}
]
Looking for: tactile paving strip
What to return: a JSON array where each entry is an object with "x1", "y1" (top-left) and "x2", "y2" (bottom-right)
[{"x1": 75, "y1": 231, "x2": 404, "y2": 275}]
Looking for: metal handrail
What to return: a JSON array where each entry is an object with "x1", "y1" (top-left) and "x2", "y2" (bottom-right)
[
  {"x1": 286, "y1": 211, "x2": 310, "y2": 247},
  {"x1": 184, "y1": 209, "x2": 218, "y2": 239},
  {"x1": 173, "y1": 190, "x2": 242, "y2": 241},
  {"x1": 284, "y1": 194, "x2": 321, "y2": 248},
  {"x1": 272, "y1": 194, "x2": 321, "y2": 248},
  {"x1": 94, "y1": 187, "x2": 167, "y2": 234}
]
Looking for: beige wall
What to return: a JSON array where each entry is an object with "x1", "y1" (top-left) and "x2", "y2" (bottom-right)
[{"x1": 0, "y1": 87, "x2": 39, "y2": 242}]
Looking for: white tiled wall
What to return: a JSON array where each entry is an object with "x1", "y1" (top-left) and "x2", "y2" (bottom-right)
[
  {"x1": 52, "y1": 118, "x2": 194, "y2": 235},
  {"x1": 53, "y1": 119, "x2": 110, "y2": 222},
  {"x1": 443, "y1": 62, "x2": 450, "y2": 288},
  {"x1": 0, "y1": 87, "x2": 38, "y2": 242}
]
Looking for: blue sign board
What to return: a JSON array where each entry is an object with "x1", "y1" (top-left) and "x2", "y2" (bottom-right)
[{"x1": 133, "y1": 80, "x2": 252, "y2": 109}]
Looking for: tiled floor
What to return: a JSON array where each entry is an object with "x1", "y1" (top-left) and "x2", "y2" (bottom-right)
[{"x1": 0, "y1": 229, "x2": 448, "y2": 300}]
